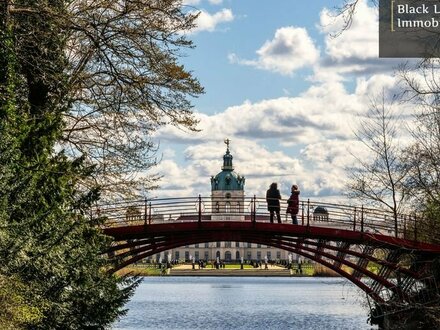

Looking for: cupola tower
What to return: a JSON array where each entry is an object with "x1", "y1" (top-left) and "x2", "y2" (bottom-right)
[{"x1": 210, "y1": 139, "x2": 245, "y2": 216}]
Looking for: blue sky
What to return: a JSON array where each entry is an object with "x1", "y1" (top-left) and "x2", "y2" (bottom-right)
[
  {"x1": 183, "y1": 0, "x2": 334, "y2": 111},
  {"x1": 151, "y1": 0, "x2": 407, "y2": 200}
]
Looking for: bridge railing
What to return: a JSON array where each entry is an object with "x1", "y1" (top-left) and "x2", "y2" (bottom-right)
[{"x1": 95, "y1": 196, "x2": 430, "y2": 242}]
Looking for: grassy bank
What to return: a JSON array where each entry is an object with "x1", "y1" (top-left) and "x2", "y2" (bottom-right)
[
  {"x1": 116, "y1": 265, "x2": 163, "y2": 276},
  {"x1": 115, "y1": 263, "x2": 379, "y2": 277}
]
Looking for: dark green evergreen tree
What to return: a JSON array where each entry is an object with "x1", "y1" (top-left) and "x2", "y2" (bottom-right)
[{"x1": 0, "y1": 1, "x2": 138, "y2": 328}]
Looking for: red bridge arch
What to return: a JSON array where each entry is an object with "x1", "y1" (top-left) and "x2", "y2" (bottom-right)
[{"x1": 99, "y1": 196, "x2": 440, "y2": 313}]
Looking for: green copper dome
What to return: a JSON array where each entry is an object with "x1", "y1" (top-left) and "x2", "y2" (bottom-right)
[{"x1": 211, "y1": 143, "x2": 245, "y2": 191}]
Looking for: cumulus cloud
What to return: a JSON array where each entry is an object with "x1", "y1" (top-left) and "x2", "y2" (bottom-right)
[
  {"x1": 228, "y1": 0, "x2": 402, "y2": 80},
  {"x1": 183, "y1": 0, "x2": 222, "y2": 4},
  {"x1": 191, "y1": 8, "x2": 234, "y2": 33},
  {"x1": 229, "y1": 27, "x2": 319, "y2": 75},
  {"x1": 154, "y1": 140, "x2": 303, "y2": 197},
  {"x1": 312, "y1": 0, "x2": 406, "y2": 80},
  {"x1": 156, "y1": 79, "x2": 369, "y2": 146},
  {"x1": 182, "y1": 0, "x2": 201, "y2": 5},
  {"x1": 155, "y1": 137, "x2": 357, "y2": 200},
  {"x1": 153, "y1": 73, "x2": 413, "y2": 200},
  {"x1": 319, "y1": 0, "x2": 378, "y2": 61},
  {"x1": 151, "y1": 1, "x2": 417, "y2": 202}
]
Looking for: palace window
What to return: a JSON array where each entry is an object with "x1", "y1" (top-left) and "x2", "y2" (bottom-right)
[
  {"x1": 225, "y1": 201, "x2": 231, "y2": 213},
  {"x1": 225, "y1": 251, "x2": 232, "y2": 261}
]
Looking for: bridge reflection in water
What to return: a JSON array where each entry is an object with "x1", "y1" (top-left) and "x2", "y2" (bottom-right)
[{"x1": 97, "y1": 196, "x2": 440, "y2": 318}]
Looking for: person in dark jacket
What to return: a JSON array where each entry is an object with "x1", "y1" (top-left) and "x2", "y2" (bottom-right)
[
  {"x1": 266, "y1": 182, "x2": 281, "y2": 223},
  {"x1": 286, "y1": 184, "x2": 300, "y2": 225}
]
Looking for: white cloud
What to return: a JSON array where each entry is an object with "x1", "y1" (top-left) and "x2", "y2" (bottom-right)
[
  {"x1": 154, "y1": 74, "x2": 412, "y2": 200},
  {"x1": 228, "y1": 0, "x2": 402, "y2": 81},
  {"x1": 152, "y1": 1, "x2": 418, "y2": 202},
  {"x1": 155, "y1": 137, "x2": 355, "y2": 200},
  {"x1": 229, "y1": 27, "x2": 319, "y2": 75},
  {"x1": 182, "y1": 0, "x2": 201, "y2": 5},
  {"x1": 312, "y1": 0, "x2": 406, "y2": 81},
  {"x1": 319, "y1": 0, "x2": 378, "y2": 61},
  {"x1": 156, "y1": 79, "x2": 368, "y2": 146},
  {"x1": 191, "y1": 8, "x2": 234, "y2": 33},
  {"x1": 183, "y1": 0, "x2": 222, "y2": 4}
]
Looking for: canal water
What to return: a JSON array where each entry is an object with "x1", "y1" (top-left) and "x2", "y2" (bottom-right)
[{"x1": 113, "y1": 277, "x2": 377, "y2": 330}]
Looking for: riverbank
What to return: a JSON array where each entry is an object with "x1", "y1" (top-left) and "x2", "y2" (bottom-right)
[
  {"x1": 116, "y1": 263, "x2": 340, "y2": 277},
  {"x1": 169, "y1": 263, "x2": 292, "y2": 276}
]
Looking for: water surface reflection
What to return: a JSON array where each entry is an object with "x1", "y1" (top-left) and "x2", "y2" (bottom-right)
[{"x1": 114, "y1": 277, "x2": 377, "y2": 330}]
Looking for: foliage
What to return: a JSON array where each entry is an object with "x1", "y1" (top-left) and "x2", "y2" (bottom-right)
[
  {"x1": 0, "y1": 275, "x2": 46, "y2": 329},
  {"x1": 1, "y1": 0, "x2": 204, "y2": 326},
  {"x1": 416, "y1": 201, "x2": 440, "y2": 244},
  {"x1": 2, "y1": 1, "x2": 203, "y2": 200},
  {"x1": 0, "y1": 1, "x2": 139, "y2": 328},
  {"x1": 61, "y1": 0, "x2": 204, "y2": 198}
]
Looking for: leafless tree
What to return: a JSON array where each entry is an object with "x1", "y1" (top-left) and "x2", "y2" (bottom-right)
[
  {"x1": 398, "y1": 61, "x2": 440, "y2": 243},
  {"x1": 347, "y1": 94, "x2": 409, "y2": 223},
  {"x1": 325, "y1": 0, "x2": 377, "y2": 37}
]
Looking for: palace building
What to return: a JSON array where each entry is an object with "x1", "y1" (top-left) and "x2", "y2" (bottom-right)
[{"x1": 163, "y1": 140, "x2": 290, "y2": 263}]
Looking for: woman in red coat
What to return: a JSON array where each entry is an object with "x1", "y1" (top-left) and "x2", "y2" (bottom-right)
[{"x1": 287, "y1": 185, "x2": 300, "y2": 225}]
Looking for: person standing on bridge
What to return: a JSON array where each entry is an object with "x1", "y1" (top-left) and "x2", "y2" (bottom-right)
[
  {"x1": 287, "y1": 184, "x2": 300, "y2": 225},
  {"x1": 266, "y1": 182, "x2": 282, "y2": 223}
]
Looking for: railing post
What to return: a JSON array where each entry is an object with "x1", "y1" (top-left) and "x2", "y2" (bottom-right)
[
  {"x1": 353, "y1": 207, "x2": 357, "y2": 231},
  {"x1": 148, "y1": 202, "x2": 152, "y2": 225},
  {"x1": 307, "y1": 199, "x2": 310, "y2": 227},
  {"x1": 414, "y1": 214, "x2": 418, "y2": 242},
  {"x1": 403, "y1": 215, "x2": 407, "y2": 239},
  {"x1": 361, "y1": 205, "x2": 364, "y2": 233},
  {"x1": 253, "y1": 195, "x2": 256, "y2": 223},
  {"x1": 301, "y1": 201, "x2": 304, "y2": 226},
  {"x1": 198, "y1": 194, "x2": 202, "y2": 223},
  {"x1": 144, "y1": 198, "x2": 147, "y2": 226},
  {"x1": 251, "y1": 198, "x2": 254, "y2": 222},
  {"x1": 395, "y1": 212, "x2": 398, "y2": 238}
]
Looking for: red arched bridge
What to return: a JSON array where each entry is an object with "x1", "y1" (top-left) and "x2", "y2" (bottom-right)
[{"x1": 98, "y1": 196, "x2": 440, "y2": 314}]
